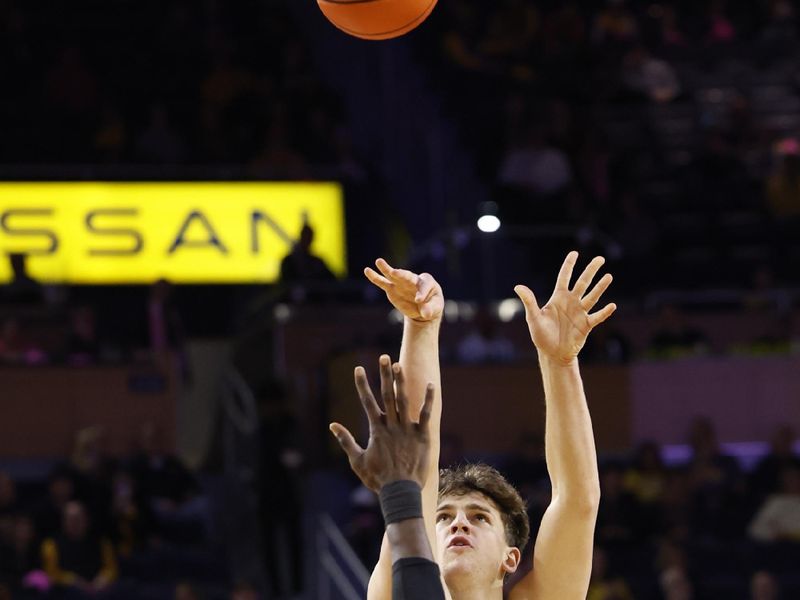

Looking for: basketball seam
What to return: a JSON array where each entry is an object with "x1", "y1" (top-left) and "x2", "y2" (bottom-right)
[{"x1": 320, "y1": 0, "x2": 437, "y2": 38}]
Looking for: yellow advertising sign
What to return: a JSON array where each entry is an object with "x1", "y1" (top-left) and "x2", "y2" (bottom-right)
[{"x1": 0, "y1": 182, "x2": 346, "y2": 284}]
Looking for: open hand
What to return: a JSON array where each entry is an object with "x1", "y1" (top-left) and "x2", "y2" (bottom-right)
[
  {"x1": 365, "y1": 259, "x2": 443, "y2": 323},
  {"x1": 514, "y1": 251, "x2": 617, "y2": 365},
  {"x1": 329, "y1": 355, "x2": 435, "y2": 492}
]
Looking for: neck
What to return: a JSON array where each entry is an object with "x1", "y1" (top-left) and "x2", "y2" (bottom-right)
[{"x1": 448, "y1": 580, "x2": 504, "y2": 600}]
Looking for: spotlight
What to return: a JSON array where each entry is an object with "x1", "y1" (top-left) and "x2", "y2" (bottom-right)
[{"x1": 477, "y1": 201, "x2": 501, "y2": 233}]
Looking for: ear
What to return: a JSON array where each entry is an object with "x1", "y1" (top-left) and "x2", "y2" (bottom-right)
[{"x1": 501, "y1": 547, "x2": 522, "y2": 575}]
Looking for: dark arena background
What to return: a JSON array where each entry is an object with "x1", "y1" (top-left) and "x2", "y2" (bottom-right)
[{"x1": 1, "y1": 1, "x2": 800, "y2": 599}]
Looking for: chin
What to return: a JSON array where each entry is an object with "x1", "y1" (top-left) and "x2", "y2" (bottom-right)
[{"x1": 440, "y1": 552, "x2": 478, "y2": 582}]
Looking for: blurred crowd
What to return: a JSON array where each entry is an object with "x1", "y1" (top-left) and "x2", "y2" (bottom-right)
[
  {"x1": 341, "y1": 417, "x2": 800, "y2": 599},
  {"x1": 0, "y1": 0, "x2": 365, "y2": 182},
  {"x1": 0, "y1": 255, "x2": 185, "y2": 367},
  {"x1": 419, "y1": 0, "x2": 800, "y2": 292},
  {"x1": 0, "y1": 424, "x2": 212, "y2": 599}
]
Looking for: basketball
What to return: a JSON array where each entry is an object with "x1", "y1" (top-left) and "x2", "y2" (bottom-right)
[{"x1": 317, "y1": 0, "x2": 438, "y2": 41}]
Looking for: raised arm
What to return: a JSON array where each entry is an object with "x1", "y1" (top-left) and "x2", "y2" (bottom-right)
[
  {"x1": 330, "y1": 360, "x2": 445, "y2": 600},
  {"x1": 509, "y1": 252, "x2": 616, "y2": 600},
  {"x1": 363, "y1": 259, "x2": 444, "y2": 600}
]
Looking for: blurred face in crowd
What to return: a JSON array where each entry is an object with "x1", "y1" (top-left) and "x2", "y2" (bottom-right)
[
  {"x1": 435, "y1": 492, "x2": 520, "y2": 592},
  {"x1": 63, "y1": 502, "x2": 89, "y2": 540},
  {"x1": 230, "y1": 585, "x2": 258, "y2": 600},
  {"x1": 0, "y1": 472, "x2": 15, "y2": 506},
  {"x1": 49, "y1": 475, "x2": 74, "y2": 506},
  {"x1": 14, "y1": 515, "x2": 35, "y2": 549},
  {"x1": 175, "y1": 583, "x2": 201, "y2": 600},
  {"x1": 751, "y1": 570, "x2": 779, "y2": 600},
  {"x1": 780, "y1": 466, "x2": 800, "y2": 495}
]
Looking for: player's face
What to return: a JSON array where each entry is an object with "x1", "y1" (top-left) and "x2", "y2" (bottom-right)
[{"x1": 435, "y1": 492, "x2": 520, "y2": 587}]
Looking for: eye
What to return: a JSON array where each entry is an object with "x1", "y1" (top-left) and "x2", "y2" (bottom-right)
[
  {"x1": 436, "y1": 513, "x2": 450, "y2": 523},
  {"x1": 474, "y1": 513, "x2": 489, "y2": 523}
]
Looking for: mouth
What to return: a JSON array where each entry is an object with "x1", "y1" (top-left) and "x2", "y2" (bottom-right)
[{"x1": 447, "y1": 536, "x2": 473, "y2": 549}]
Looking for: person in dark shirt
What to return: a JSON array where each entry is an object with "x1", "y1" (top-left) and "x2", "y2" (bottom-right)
[
  {"x1": 130, "y1": 423, "x2": 206, "y2": 541},
  {"x1": 279, "y1": 224, "x2": 335, "y2": 285},
  {"x1": 41, "y1": 501, "x2": 118, "y2": 596},
  {"x1": 0, "y1": 515, "x2": 41, "y2": 592},
  {"x1": 0, "y1": 472, "x2": 18, "y2": 518},
  {"x1": 34, "y1": 469, "x2": 77, "y2": 541},
  {"x1": 1, "y1": 253, "x2": 43, "y2": 306},
  {"x1": 751, "y1": 425, "x2": 800, "y2": 502}
]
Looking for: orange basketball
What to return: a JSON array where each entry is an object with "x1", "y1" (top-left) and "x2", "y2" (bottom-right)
[{"x1": 317, "y1": 0, "x2": 438, "y2": 41}]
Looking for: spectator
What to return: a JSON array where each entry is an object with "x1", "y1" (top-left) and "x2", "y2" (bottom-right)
[
  {"x1": 766, "y1": 145, "x2": 800, "y2": 220},
  {"x1": 749, "y1": 464, "x2": 800, "y2": 542},
  {"x1": 136, "y1": 104, "x2": 186, "y2": 164},
  {"x1": 659, "y1": 565, "x2": 694, "y2": 600},
  {"x1": 750, "y1": 570, "x2": 781, "y2": 600},
  {"x1": 503, "y1": 432, "x2": 549, "y2": 535},
  {"x1": 498, "y1": 123, "x2": 573, "y2": 199},
  {"x1": 41, "y1": 501, "x2": 118, "y2": 596},
  {"x1": 67, "y1": 426, "x2": 114, "y2": 534},
  {"x1": 660, "y1": 5, "x2": 688, "y2": 47},
  {"x1": 705, "y1": 0, "x2": 737, "y2": 44},
  {"x1": 175, "y1": 581, "x2": 204, "y2": 600},
  {"x1": 229, "y1": 581, "x2": 259, "y2": 600},
  {"x1": 455, "y1": 306, "x2": 517, "y2": 364},
  {"x1": 686, "y1": 417, "x2": 747, "y2": 538},
  {"x1": 750, "y1": 425, "x2": 800, "y2": 501},
  {"x1": 109, "y1": 469, "x2": 153, "y2": 557},
  {"x1": 1, "y1": 253, "x2": 43, "y2": 305},
  {"x1": 587, "y1": 545, "x2": 634, "y2": 600},
  {"x1": 0, "y1": 472, "x2": 18, "y2": 517},
  {"x1": 64, "y1": 306, "x2": 100, "y2": 365},
  {"x1": 0, "y1": 515, "x2": 41, "y2": 592},
  {"x1": 130, "y1": 423, "x2": 207, "y2": 542},
  {"x1": 279, "y1": 223, "x2": 336, "y2": 288},
  {"x1": 648, "y1": 305, "x2": 709, "y2": 358},
  {"x1": 620, "y1": 44, "x2": 681, "y2": 103},
  {"x1": 593, "y1": 0, "x2": 639, "y2": 45},
  {"x1": 93, "y1": 104, "x2": 128, "y2": 163},
  {"x1": 596, "y1": 463, "x2": 643, "y2": 547},
  {"x1": 34, "y1": 469, "x2": 76, "y2": 540},
  {"x1": 257, "y1": 380, "x2": 304, "y2": 598}
]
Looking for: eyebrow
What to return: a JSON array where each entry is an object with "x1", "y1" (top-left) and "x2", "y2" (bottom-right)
[{"x1": 436, "y1": 502, "x2": 495, "y2": 514}]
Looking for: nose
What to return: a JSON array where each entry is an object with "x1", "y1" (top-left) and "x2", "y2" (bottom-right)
[{"x1": 449, "y1": 511, "x2": 471, "y2": 534}]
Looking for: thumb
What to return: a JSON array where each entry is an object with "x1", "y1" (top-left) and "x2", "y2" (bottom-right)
[
  {"x1": 514, "y1": 285, "x2": 540, "y2": 318},
  {"x1": 329, "y1": 423, "x2": 363, "y2": 461}
]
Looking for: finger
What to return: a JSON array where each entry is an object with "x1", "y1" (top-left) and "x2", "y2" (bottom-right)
[
  {"x1": 588, "y1": 303, "x2": 617, "y2": 328},
  {"x1": 329, "y1": 423, "x2": 364, "y2": 462},
  {"x1": 581, "y1": 273, "x2": 613, "y2": 312},
  {"x1": 354, "y1": 366, "x2": 383, "y2": 427},
  {"x1": 514, "y1": 285, "x2": 540, "y2": 318},
  {"x1": 379, "y1": 355, "x2": 398, "y2": 424},
  {"x1": 392, "y1": 363, "x2": 410, "y2": 426},
  {"x1": 364, "y1": 267, "x2": 393, "y2": 293},
  {"x1": 555, "y1": 251, "x2": 579, "y2": 291},
  {"x1": 374, "y1": 258, "x2": 396, "y2": 279},
  {"x1": 415, "y1": 273, "x2": 436, "y2": 304},
  {"x1": 377, "y1": 258, "x2": 419, "y2": 288},
  {"x1": 572, "y1": 256, "x2": 606, "y2": 297},
  {"x1": 417, "y1": 383, "x2": 436, "y2": 432}
]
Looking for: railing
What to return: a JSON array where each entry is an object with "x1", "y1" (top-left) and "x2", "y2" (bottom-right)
[{"x1": 316, "y1": 513, "x2": 370, "y2": 600}]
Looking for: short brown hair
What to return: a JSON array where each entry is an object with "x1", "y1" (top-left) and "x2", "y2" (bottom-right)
[{"x1": 439, "y1": 463, "x2": 530, "y2": 550}]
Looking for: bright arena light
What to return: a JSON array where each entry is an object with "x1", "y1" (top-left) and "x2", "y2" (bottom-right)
[
  {"x1": 477, "y1": 214, "x2": 501, "y2": 233},
  {"x1": 497, "y1": 298, "x2": 523, "y2": 322}
]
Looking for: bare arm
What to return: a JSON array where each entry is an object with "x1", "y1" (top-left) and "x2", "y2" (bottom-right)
[
  {"x1": 510, "y1": 252, "x2": 616, "y2": 600},
  {"x1": 363, "y1": 259, "x2": 444, "y2": 599}
]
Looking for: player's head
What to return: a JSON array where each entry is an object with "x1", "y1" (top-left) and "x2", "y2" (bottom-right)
[{"x1": 436, "y1": 463, "x2": 530, "y2": 591}]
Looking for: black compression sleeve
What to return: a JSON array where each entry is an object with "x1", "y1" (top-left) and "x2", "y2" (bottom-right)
[{"x1": 392, "y1": 557, "x2": 446, "y2": 600}]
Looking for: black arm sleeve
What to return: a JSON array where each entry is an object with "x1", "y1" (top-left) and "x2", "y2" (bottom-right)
[{"x1": 392, "y1": 557, "x2": 446, "y2": 600}]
